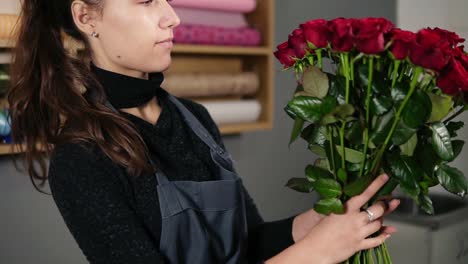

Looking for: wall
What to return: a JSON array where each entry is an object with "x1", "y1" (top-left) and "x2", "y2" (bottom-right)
[{"x1": 0, "y1": 0, "x2": 396, "y2": 263}]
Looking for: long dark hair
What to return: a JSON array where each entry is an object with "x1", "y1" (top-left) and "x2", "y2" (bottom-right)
[{"x1": 7, "y1": 0, "x2": 153, "y2": 193}]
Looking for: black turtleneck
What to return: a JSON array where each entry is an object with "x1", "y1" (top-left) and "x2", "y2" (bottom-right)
[{"x1": 47, "y1": 65, "x2": 296, "y2": 264}]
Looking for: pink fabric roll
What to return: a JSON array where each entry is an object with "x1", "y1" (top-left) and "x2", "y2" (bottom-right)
[
  {"x1": 170, "y1": 0, "x2": 256, "y2": 13},
  {"x1": 173, "y1": 7, "x2": 248, "y2": 28},
  {"x1": 174, "y1": 24, "x2": 261, "y2": 46}
]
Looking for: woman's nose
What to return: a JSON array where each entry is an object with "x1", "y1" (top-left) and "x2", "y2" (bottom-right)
[{"x1": 159, "y1": 3, "x2": 181, "y2": 29}]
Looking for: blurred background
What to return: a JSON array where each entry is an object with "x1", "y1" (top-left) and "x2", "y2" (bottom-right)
[{"x1": 0, "y1": 0, "x2": 467, "y2": 263}]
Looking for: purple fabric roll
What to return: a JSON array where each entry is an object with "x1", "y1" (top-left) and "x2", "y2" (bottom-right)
[
  {"x1": 173, "y1": 7, "x2": 248, "y2": 28},
  {"x1": 174, "y1": 24, "x2": 262, "y2": 46}
]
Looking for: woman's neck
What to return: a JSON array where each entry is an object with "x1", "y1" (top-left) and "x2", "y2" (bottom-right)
[{"x1": 119, "y1": 96, "x2": 162, "y2": 125}]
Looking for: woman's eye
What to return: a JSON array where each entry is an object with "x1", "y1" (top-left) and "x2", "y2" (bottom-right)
[{"x1": 141, "y1": 0, "x2": 153, "y2": 5}]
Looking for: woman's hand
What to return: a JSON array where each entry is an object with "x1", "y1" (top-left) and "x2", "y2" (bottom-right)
[
  {"x1": 292, "y1": 176, "x2": 400, "y2": 243},
  {"x1": 292, "y1": 208, "x2": 325, "y2": 242},
  {"x1": 299, "y1": 174, "x2": 400, "y2": 264}
]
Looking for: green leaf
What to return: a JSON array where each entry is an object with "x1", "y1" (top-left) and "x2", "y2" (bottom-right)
[
  {"x1": 335, "y1": 145, "x2": 365, "y2": 163},
  {"x1": 314, "y1": 198, "x2": 345, "y2": 215},
  {"x1": 371, "y1": 109, "x2": 395, "y2": 145},
  {"x1": 312, "y1": 178, "x2": 342, "y2": 198},
  {"x1": 391, "y1": 118, "x2": 417, "y2": 146},
  {"x1": 391, "y1": 82, "x2": 408, "y2": 102},
  {"x1": 357, "y1": 64, "x2": 390, "y2": 95},
  {"x1": 370, "y1": 96, "x2": 393, "y2": 116},
  {"x1": 320, "y1": 104, "x2": 355, "y2": 125},
  {"x1": 303, "y1": 125, "x2": 327, "y2": 146},
  {"x1": 401, "y1": 89, "x2": 432, "y2": 128},
  {"x1": 308, "y1": 144, "x2": 327, "y2": 157},
  {"x1": 305, "y1": 165, "x2": 333, "y2": 182},
  {"x1": 344, "y1": 173, "x2": 374, "y2": 197},
  {"x1": 328, "y1": 74, "x2": 347, "y2": 104},
  {"x1": 284, "y1": 105, "x2": 298, "y2": 120},
  {"x1": 345, "y1": 121, "x2": 363, "y2": 145},
  {"x1": 314, "y1": 158, "x2": 330, "y2": 171},
  {"x1": 301, "y1": 66, "x2": 329, "y2": 99},
  {"x1": 285, "y1": 177, "x2": 314, "y2": 193},
  {"x1": 450, "y1": 140, "x2": 465, "y2": 161},
  {"x1": 446, "y1": 121, "x2": 464, "y2": 137},
  {"x1": 337, "y1": 168, "x2": 348, "y2": 185},
  {"x1": 431, "y1": 122, "x2": 454, "y2": 161},
  {"x1": 289, "y1": 117, "x2": 304, "y2": 146},
  {"x1": 428, "y1": 93, "x2": 453, "y2": 122},
  {"x1": 414, "y1": 139, "x2": 441, "y2": 177},
  {"x1": 399, "y1": 133, "x2": 418, "y2": 156},
  {"x1": 386, "y1": 153, "x2": 422, "y2": 200},
  {"x1": 418, "y1": 193, "x2": 434, "y2": 215},
  {"x1": 286, "y1": 96, "x2": 337, "y2": 123},
  {"x1": 435, "y1": 163, "x2": 468, "y2": 197}
]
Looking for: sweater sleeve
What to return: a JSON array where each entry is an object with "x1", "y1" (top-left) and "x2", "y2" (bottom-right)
[
  {"x1": 48, "y1": 143, "x2": 166, "y2": 264},
  {"x1": 183, "y1": 99, "x2": 297, "y2": 262}
]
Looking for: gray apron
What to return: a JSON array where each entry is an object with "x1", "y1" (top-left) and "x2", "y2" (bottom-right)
[{"x1": 106, "y1": 94, "x2": 249, "y2": 264}]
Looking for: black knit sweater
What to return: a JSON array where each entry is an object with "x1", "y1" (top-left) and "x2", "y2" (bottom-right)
[{"x1": 48, "y1": 67, "x2": 295, "y2": 264}]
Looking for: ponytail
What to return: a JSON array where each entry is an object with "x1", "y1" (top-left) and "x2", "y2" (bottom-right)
[{"x1": 7, "y1": 0, "x2": 153, "y2": 193}]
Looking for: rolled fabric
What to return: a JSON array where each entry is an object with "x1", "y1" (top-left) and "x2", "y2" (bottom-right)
[
  {"x1": 163, "y1": 72, "x2": 259, "y2": 98},
  {"x1": 0, "y1": 14, "x2": 19, "y2": 39},
  {"x1": 170, "y1": 0, "x2": 256, "y2": 13},
  {"x1": 0, "y1": 110, "x2": 11, "y2": 136},
  {"x1": 198, "y1": 100, "x2": 261, "y2": 125},
  {"x1": 174, "y1": 24, "x2": 261, "y2": 46},
  {"x1": 173, "y1": 7, "x2": 248, "y2": 28}
]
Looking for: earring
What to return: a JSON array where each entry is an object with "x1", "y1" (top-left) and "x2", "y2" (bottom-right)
[{"x1": 91, "y1": 31, "x2": 99, "y2": 38}]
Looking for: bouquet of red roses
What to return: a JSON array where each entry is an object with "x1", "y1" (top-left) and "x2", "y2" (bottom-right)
[{"x1": 275, "y1": 17, "x2": 468, "y2": 263}]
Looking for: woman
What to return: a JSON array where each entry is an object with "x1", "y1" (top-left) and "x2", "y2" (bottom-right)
[{"x1": 7, "y1": 0, "x2": 400, "y2": 263}]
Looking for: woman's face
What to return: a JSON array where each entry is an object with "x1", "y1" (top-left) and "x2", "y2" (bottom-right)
[{"x1": 89, "y1": 0, "x2": 180, "y2": 78}]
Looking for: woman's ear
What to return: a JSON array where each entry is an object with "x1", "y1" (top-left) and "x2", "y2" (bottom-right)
[{"x1": 70, "y1": 0, "x2": 101, "y2": 37}]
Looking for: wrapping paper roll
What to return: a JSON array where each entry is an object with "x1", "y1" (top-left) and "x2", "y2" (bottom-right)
[
  {"x1": 198, "y1": 100, "x2": 261, "y2": 125},
  {"x1": 171, "y1": 0, "x2": 256, "y2": 13},
  {"x1": 163, "y1": 72, "x2": 259, "y2": 97},
  {"x1": 174, "y1": 7, "x2": 248, "y2": 28},
  {"x1": 0, "y1": 14, "x2": 18, "y2": 39},
  {"x1": 174, "y1": 24, "x2": 261, "y2": 46}
]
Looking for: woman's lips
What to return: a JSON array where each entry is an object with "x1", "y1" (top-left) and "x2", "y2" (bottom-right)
[{"x1": 157, "y1": 38, "x2": 174, "y2": 49}]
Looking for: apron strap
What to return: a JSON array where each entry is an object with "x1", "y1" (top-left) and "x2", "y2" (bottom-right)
[{"x1": 167, "y1": 95, "x2": 233, "y2": 164}]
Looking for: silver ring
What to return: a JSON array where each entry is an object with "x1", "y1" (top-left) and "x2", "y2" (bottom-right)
[{"x1": 365, "y1": 208, "x2": 375, "y2": 223}]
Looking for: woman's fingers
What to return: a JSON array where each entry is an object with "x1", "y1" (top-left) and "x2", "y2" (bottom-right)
[
  {"x1": 359, "y1": 233, "x2": 391, "y2": 251},
  {"x1": 380, "y1": 225, "x2": 398, "y2": 235},
  {"x1": 382, "y1": 198, "x2": 401, "y2": 217},
  {"x1": 359, "y1": 201, "x2": 387, "y2": 225},
  {"x1": 361, "y1": 220, "x2": 383, "y2": 238},
  {"x1": 347, "y1": 174, "x2": 389, "y2": 211}
]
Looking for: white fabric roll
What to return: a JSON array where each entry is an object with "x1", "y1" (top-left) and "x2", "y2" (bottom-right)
[{"x1": 199, "y1": 100, "x2": 261, "y2": 125}]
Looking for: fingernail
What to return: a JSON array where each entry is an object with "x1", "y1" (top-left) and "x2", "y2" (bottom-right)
[
  {"x1": 385, "y1": 234, "x2": 391, "y2": 239},
  {"x1": 382, "y1": 174, "x2": 389, "y2": 181}
]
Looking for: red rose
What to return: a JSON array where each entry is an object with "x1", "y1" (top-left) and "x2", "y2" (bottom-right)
[
  {"x1": 353, "y1": 17, "x2": 395, "y2": 54},
  {"x1": 300, "y1": 19, "x2": 329, "y2": 49},
  {"x1": 437, "y1": 58, "x2": 468, "y2": 94},
  {"x1": 389, "y1": 28, "x2": 416, "y2": 60},
  {"x1": 409, "y1": 28, "x2": 452, "y2": 71},
  {"x1": 288, "y1": 28, "x2": 308, "y2": 58},
  {"x1": 453, "y1": 46, "x2": 468, "y2": 69},
  {"x1": 274, "y1": 41, "x2": 296, "y2": 68},
  {"x1": 432, "y1": 27, "x2": 465, "y2": 47},
  {"x1": 328, "y1": 18, "x2": 356, "y2": 52}
]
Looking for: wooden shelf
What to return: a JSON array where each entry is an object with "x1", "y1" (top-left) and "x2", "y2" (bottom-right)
[
  {"x1": 0, "y1": 0, "x2": 275, "y2": 155},
  {"x1": 172, "y1": 44, "x2": 272, "y2": 56},
  {"x1": 0, "y1": 143, "x2": 17, "y2": 155}
]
